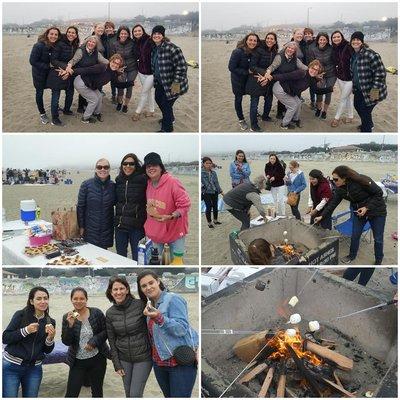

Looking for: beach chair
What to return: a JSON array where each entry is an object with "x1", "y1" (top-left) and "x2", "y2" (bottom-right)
[{"x1": 332, "y1": 209, "x2": 372, "y2": 246}]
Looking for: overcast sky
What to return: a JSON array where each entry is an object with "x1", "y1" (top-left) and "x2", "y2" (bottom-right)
[
  {"x1": 3, "y1": 2, "x2": 198, "y2": 24},
  {"x1": 202, "y1": 2, "x2": 398, "y2": 30},
  {"x1": 202, "y1": 135, "x2": 397, "y2": 154},
  {"x1": 3, "y1": 135, "x2": 198, "y2": 168}
]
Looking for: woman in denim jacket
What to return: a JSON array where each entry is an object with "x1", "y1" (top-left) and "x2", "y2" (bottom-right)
[
  {"x1": 284, "y1": 160, "x2": 307, "y2": 220},
  {"x1": 137, "y1": 270, "x2": 198, "y2": 398}
]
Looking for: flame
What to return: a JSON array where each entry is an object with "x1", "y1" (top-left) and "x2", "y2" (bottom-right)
[{"x1": 266, "y1": 330, "x2": 322, "y2": 366}]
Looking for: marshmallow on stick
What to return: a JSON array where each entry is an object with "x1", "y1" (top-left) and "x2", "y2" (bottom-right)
[
  {"x1": 288, "y1": 296, "x2": 299, "y2": 307},
  {"x1": 308, "y1": 321, "x2": 320, "y2": 332},
  {"x1": 285, "y1": 328, "x2": 296, "y2": 337},
  {"x1": 289, "y1": 313, "x2": 301, "y2": 324}
]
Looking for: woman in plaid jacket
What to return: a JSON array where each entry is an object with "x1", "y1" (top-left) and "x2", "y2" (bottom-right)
[
  {"x1": 350, "y1": 31, "x2": 387, "y2": 132},
  {"x1": 151, "y1": 25, "x2": 188, "y2": 132}
]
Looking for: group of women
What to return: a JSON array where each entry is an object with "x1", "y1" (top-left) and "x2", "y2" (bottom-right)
[
  {"x1": 2, "y1": 270, "x2": 198, "y2": 398},
  {"x1": 202, "y1": 150, "x2": 387, "y2": 265},
  {"x1": 229, "y1": 27, "x2": 387, "y2": 132},
  {"x1": 77, "y1": 152, "x2": 191, "y2": 263},
  {"x1": 30, "y1": 22, "x2": 188, "y2": 132}
]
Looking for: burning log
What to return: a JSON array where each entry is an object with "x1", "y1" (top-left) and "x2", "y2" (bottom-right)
[
  {"x1": 239, "y1": 362, "x2": 268, "y2": 384},
  {"x1": 257, "y1": 367, "x2": 274, "y2": 397},
  {"x1": 233, "y1": 330, "x2": 270, "y2": 362},
  {"x1": 304, "y1": 340, "x2": 353, "y2": 371}
]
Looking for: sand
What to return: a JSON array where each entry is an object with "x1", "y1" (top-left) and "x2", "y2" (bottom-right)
[
  {"x1": 2, "y1": 35, "x2": 199, "y2": 132},
  {"x1": 201, "y1": 41, "x2": 398, "y2": 132},
  {"x1": 2, "y1": 292, "x2": 199, "y2": 398},
  {"x1": 2, "y1": 170, "x2": 199, "y2": 264},
  {"x1": 200, "y1": 158, "x2": 398, "y2": 265}
]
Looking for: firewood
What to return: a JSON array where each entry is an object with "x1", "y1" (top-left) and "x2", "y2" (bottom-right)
[
  {"x1": 233, "y1": 330, "x2": 269, "y2": 362},
  {"x1": 285, "y1": 387, "x2": 296, "y2": 398},
  {"x1": 322, "y1": 378, "x2": 356, "y2": 397},
  {"x1": 258, "y1": 367, "x2": 274, "y2": 397},
  {"x1": 333, "y1": 370, "x2": 344, "y2": 389},
  {"x1": 305, "y1": 340, "x2": 353, "y2": 371},
  {"x1": 239, "y1": 362, "x2": 268, "y2": 384},
  {"x1": 277, "y1": 374, "x2": 287, "y2": 397}
]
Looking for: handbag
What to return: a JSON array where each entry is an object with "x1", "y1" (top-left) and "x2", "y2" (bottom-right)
[{"x1": 287, "y1": 192, "x2": 299, "y2": 206}]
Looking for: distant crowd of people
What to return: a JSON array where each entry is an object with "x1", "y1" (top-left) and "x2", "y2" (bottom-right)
[{"x1": 3, "y1": 168, "x2": 67, "y2": 185}]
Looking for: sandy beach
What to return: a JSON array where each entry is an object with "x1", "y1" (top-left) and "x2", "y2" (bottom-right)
[
  {"x1": 2, "y1": 292, "x2": 199, "y2": 398},
  {"x1": 2, "y1": 35, "x2": 199, "y2": 133},
  {"x1": 200, "y1": 158, "x2": 398, "y2": 265},
  {"x1": 2, "y1": 170, "x2": 199, "y2": 264},
  {"x1": 201, "y1": 41, "x2": 398, "y2": 132}
]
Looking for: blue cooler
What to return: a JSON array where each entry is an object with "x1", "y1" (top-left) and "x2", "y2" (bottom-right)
[{"x1": 20, "y1": 200, "x2": 37, "y2": 222}]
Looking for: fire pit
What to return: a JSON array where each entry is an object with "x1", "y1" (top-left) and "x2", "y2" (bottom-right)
[
  {"x1": 230, "y1": 218, "x2": 339, "y2": 265},
  {"x1": 201, "y1": 268, "x2": 397, "y2": 397}
]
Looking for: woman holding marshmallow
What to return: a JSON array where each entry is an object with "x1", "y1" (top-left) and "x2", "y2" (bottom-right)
[
  {"x1": 2, "y1": 287, "x2": 56, "y2": 398},
  {"x1": 62, "y1": 287, "x2": 109, "y2": 397}
]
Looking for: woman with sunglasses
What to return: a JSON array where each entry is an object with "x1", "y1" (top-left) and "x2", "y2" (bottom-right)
[
  {"x1": 314, "y1": 165, "x2": 387, "y2": 265},
  {"x1": 3, "y1": 287, "x2": 56, "y2": 398},
  {"x1": 77, "y1": 158, "x2": 116, "y2": 249},
  {"x1": 115, "y1": 154, "x2": 147, "y2": 261}
]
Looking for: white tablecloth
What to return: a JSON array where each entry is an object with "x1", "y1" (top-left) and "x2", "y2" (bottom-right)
[
  {"x1": 2, "y1": 233, "x2": 136, "y2": 266},
  {"x1": 2, "y1": 219, "x2": 52, "y2": 232}
]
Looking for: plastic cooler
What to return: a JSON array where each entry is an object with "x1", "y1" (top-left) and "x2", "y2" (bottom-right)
[{"x1": 20, "y1": 200, "x2": 37, "y2": 222}]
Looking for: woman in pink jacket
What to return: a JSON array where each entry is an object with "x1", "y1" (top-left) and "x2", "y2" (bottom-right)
[{"x1": 143, "y1": 152, "x2": 191, "y2": 262}]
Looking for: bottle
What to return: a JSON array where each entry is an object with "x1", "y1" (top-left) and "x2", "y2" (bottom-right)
[
  {"x1": 35, "y1": 206, "x2": 41, "y2": 220},
  {"x1": 161, "y1": 244, "x2": 171, "y2": 265},
  {"x1": 137, "y1": 237, "x2": 147, "y2": 265},
  {"x1": 149, "y1": 247, "x2": 161, "y2": 265},
  {"x1": 170, "y1": 251, "x2": 184, "y2": 265}
]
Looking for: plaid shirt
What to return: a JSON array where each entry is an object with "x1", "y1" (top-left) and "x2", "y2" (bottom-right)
[
  {"x1": 151, "y1": 40, "x2": 188, "y2": 100},
  {"x1": 350, "y1": 46, "x2": 387, "y2": 107},
  {"x1": 148, "y1": 315, "x2": 178, "y2": 368}
]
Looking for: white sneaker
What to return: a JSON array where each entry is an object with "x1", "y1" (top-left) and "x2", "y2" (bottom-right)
[
  {"x1": 40, "y1": 113, "x2": 49, "y2": 124},
  {"x1": 238, "y1": 120, "x2": 248, "y2": 130}
]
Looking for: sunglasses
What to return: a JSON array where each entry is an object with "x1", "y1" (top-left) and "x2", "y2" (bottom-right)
[
  {"x1": 96, "y1": 165, "x2": 110, "y2": 170},
  {"x1": 332, "y1": 178, "x2": 339, "y2": 182},
  {"x1": 122, "y1": 162, "x2": 135, "y2": 167}
]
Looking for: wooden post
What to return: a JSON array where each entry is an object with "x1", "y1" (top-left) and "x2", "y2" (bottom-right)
[{"x1": 258, "y1": 367, "x2": 274, "y2": 397}]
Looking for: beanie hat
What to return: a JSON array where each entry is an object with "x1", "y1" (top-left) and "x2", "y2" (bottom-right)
[
  {"x1": 152, "y1": 25, "x2": 165, "y2": 36},
  {"x1": 350, "y1": 31, "x2": 364, "y2": 43},
  {"x1": 143, "y1": 152, "x2": 163, "y2": 167}
]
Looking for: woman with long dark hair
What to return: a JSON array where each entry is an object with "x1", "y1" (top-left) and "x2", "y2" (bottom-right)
[
  {"x1": 137, "y1": 269, "x2": 198, "y2": 398},
  {"x1": 264, "y1": 154, "x2": 286, "y2": 216},
  {"x1": 105, "y1": 277, "x2": 152, "y2": 398},
  {"x1": 229, "y1": 149, "x2": 251, "y2": 188},
  {"x1": 314, "y1": 165, "x2": 387, "y2": 264},
  {"x1": 29, "y1": 26, "x2": 61, "y2": 125},
  {"x1": 62, "y1": 287, "x2": 109, "y2": 397},
  {"x1": 228, "y1": 32, "x2": 260, "y2": 131},
  {"x1": 115, "y1": 153, "x2": 147, "y2": 260},
  {"x1": 306, "y1": 169, "x2": 333, "y2": 230},
  {"x1": 2, "y1": 287, "x2": 56, "y2": 397},
  {"x1": 47, "y1": 26, "x2": 80, "y2": 126}
]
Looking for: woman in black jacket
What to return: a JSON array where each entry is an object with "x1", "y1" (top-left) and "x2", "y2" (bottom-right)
[
  {"x1": 77, "y1": 158, "x2": 116, "y2": 249},
  {"x1": 62, "y1": 287, "x2": 109, "y2": 398},
  {"x1": 314, "y1": 165, "x2": 387, "y2": 265},
  {"x1": 106, "y1": 277, "x2": 152, "y2": 398},
  {"x1": 47, "y1": 26, "x2": 80, "y2": 126},
  {"x1": 115, "y1": 153, "x2": 147, "y2": 261},
  {"x1": 104, "y1": 21, "x2": 118, "y2": 103},
  {"x1": 29, "y1": 26, "x2": 61, "y2": 125},
  {"x1": 2, "y1": 286, "x2": 56, "y2": 398},
  {"x1": 247, "y1": 32, "x2": 278, "y2": 131},
  {"x1": 228, "y1": 32, "x2": 260, "y2": 131}
]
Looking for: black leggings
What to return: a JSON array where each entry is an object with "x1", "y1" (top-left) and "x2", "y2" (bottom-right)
[
  {"x1": 343, "y1": 268, "x2": 375, "y2": 286},
  {"x1": 65, "y1": 352, "x2": 107, "y2": 397},
  {"x1": 203, "y1": 193, "x2": 219, "y2": 223}
]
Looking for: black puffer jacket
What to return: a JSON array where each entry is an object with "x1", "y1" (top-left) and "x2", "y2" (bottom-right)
[
  {"x1": 106, "y1": 296, "x2": 151, "y2": 371},
  {"x1": 47, "y1": 35, "x2": 79, "y2": 90},
  {"x1": 321, "y1": 175, "x2": 387, "y2": 219},
  {"x1": 115, "y1": 171, "x2": 147, "y2": 230},
  {"x1": 104, "y1": 33, "x2": 117, "y2": 59},
  {"x1": 112, "y1": 39, "x2": 138, "y2": 72},
  {"x1": 228, "y1": 47, "x2": 252, "y2": 96},
  {"x1": 77, "y1": 175, "x2": 116, "y2": 248},
  {"x1": 61, "y1": 307, "x2": 110, "y2": 366},
  {"x1": 29, "y1": 41, "x2": 53, "y2": 89}
]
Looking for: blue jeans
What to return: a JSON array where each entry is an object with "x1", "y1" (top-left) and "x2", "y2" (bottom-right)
[
  {"x1": 234, "y1": 94, "x2": 244, "y2": 120},
  {"x1": 115, "y1": 227, "x2": 145, "y2": 261},
  {"x1": 153, "y1": 363, "x2": 197, "y2": 398},
  {"x1": 35, "y1": 88, "x2": 45, "y2": 114},
  {"x1": 51, "y1": 87, "x2": 74, "y2": 119},
  {"x1": 2, "y1": 359, "x2": 43, "y2": 398},
  {"x1": 354, "y1": 89, "x2": 376, "y2": 132},
  {"x1": 349, "y1": 215, "x2": 385, "y2": 262},
  {"x1": 155, "y1": 82, "x2": 176, "y2": 132},
  {"x1": 152, "y1": 237, "x2": 185, "y2": 259}
]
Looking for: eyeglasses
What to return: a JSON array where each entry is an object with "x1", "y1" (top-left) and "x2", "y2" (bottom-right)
[
  {"x1": 332, "y1": 178, "x2": 339, "y2": 182},
  {"x1": 96, "y1": 165, "x2": 110, "y2": 170},
  {"x1": 122, "y1": 162, "x2": 135, "y2": 167}
]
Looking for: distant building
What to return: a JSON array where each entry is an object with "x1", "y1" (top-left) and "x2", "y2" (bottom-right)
[
  {"x1": 331, "y1": 145, "x2": 362, "y2": 153},
  {"x1": 3, "y1": 270, "x2": 18, "y2": 279}
]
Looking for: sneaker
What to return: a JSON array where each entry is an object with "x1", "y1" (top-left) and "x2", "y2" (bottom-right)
[
  {"x1": 340, "y1": 255, "x2": 355, "y2": 264},
  {"x1": 81, "y1": 116, "x2": 97, "y2": 124},
  {"x1": 77, "y1": 107, "x2": 85, "y2": 114},
  {"x1": 93, "y1": 113, "x2": 103, "y2": 122},
  {"x1": 213, "y1": 221, "x2": 222, "y2": 225},
  {"x1": 116, "y1": 103, "x2": 122, "y2": 112},
  {"x1": 261, "y1": 115, "x2": 272, "y2": 122},
  {"x1": 208, "y1": 223, "x2": 215, "y2": 229},
  {"x1": 374, "y1": 260, "x2": 382, "y2": 265},
  {"x1": 111, "y1": 95, "x2": 117, "y2": 104},
  {"x1": 238, "y1": 119, "x2": 249, "y2": 130},
  {"x1": 320, "y1": 111, "x2": 327, "y2": 120},
  {"x1": 280, "y1": 122, "x2": 295, "y2": 130},
  {"x1": 122, "y1": 105, "x2": 128, "y2": 113},
  {"x1": 357, "y1": 124, "x2": 374, "y2": 132},
  {"x1": 51, "y1": 117, "x2": 64, "y2": 126},
  {"x1": 292, "y1": 119, "x2": 302, "y2": 128},
  {"x1": 315, "y1": 109, "x2": 321, "y2": 117},
  {"x1": 250, "y1": 124, "x2": 262, "y2": 132},
  {"x1": 40, "y1": 113, "x2": 50, "y2": 124},
  {"x1": 62, "y1": 110, "x2": 73, "y2": 116}
]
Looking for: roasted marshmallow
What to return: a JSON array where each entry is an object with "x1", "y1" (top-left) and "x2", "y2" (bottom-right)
[
  {"x1": 285, "y1": 328, "x2": 296, "y2": 337},
  {"x1": 288, "y1": 296, "x2": 299, "y2": 307},
  {"x1": 308, "y1": 321, "x2": 320, "y2": 332},
  {"x1": 289, "y1": 313, "x2": 301, "y2": 324}
]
